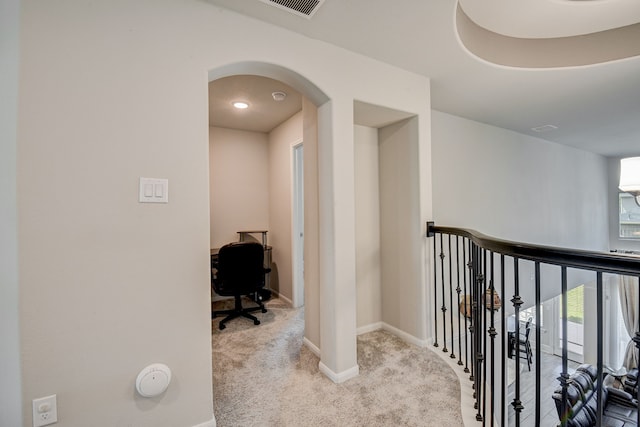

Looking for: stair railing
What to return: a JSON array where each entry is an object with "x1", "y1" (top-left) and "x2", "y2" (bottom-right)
[{"x1": 427, "y1": 222, "x2": 640, "y2": 427}]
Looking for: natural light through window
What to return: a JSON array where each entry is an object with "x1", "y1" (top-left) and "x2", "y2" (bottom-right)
[
  {"x1": 619, "y1": 193, "x2": 640, "y2": 239},
  {"x1": 518, "y1": 306, "x2": 539, "y2": 326},
  {"x1": 559, "y1": 285, "x2": 584, "y2": 357}
]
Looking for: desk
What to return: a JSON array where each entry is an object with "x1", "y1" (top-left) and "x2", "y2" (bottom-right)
[{"x1": 237, "y1": 230, "x2": 268, "y2": 246}]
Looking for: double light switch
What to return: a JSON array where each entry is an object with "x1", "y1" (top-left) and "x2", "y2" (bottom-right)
[{"x1": 139, "y1": 177, "x2": 168, "y2": 203}]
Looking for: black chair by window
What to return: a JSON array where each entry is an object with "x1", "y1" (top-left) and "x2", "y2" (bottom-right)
[
  {"x1": 509, "y1": 317, "x2": 533, "y2": 371},
  {"x1": 212, "y1": 241, "x2": 271, "y2": 330}
]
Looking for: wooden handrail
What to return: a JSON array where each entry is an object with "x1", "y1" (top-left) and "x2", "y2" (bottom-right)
[{"x1": 427, "y1": 222, "x2": 640, "y2": 276}]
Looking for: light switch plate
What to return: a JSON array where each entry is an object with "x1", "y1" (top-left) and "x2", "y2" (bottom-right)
[{"x1": 139, "y1": 178, "x2": 168, "y2": 203}]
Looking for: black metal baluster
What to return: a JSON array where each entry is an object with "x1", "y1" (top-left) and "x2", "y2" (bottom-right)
[
  {"x1": 500, "y1": 254, "x2": 506, "y2": 427},
  {"x1": 488, "y1": 251, "x2": 496, "y2": 427},
  {"x1": 511, "y1": 258, "x2": 523, "y2": 427},
  {"x1": 433, "y1": 232, "x2": 439, "y2": 348},
  {"x1": 559, "y1": 266, "x2": 569, "y2": 427},
  {"x1": 464, "y1": 238, "x2": 470, "y2": 374},
  {"x1": 535, "y1": 262, "x2": 541, "y2": 427},
  {"x1": 596, "y1": 271, "x2": 604, "y2": 427},
  {"x1": 456, "y1": 236, "x2": 463, "y2": 366},
  {"x1": 449, "y1": 235, "x2": 455, "y2": 359},
  {"x1": 636, "y1": 275, "x2": 640, "y2": 427},
  {"x1": 470, "y1": 243, "x2": 476, "y2": 399},
  {"x1": 440, "y1": 234, "x2": 448, "y2": 353},
  {"x1": 475, "y1": 245, "x2": 484, "y2": 422},
  {"x1": 481, "y1": 248, "x2": 488, "y2": 425}
]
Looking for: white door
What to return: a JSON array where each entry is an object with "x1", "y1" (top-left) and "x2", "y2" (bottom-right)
[{"x1": 292, "y1": 143, "x2": 304, "y2": 308}]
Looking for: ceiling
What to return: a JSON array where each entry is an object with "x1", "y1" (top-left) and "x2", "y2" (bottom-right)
[
  {"x1": 206, "y1": 0, "x2": 640, "y2": 157},
  {"x1": 209, "y1": 75, "x2": 302, "y2": 133}
]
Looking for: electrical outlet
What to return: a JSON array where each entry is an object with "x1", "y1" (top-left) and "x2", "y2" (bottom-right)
[{"x1": 32, "y1": 394, "x2": 57, "y2": 427}]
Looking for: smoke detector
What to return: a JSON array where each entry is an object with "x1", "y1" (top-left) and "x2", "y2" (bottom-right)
[
  {"x1": 258, "y1": 0, "x2": 325, "y2": 19},
  {"x1": 272, "y1": 91, "x2": 287, "y2": 101}
]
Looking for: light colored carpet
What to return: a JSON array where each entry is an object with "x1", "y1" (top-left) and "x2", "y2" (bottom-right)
[{"x1": 212, "y1": 298, "x2": 464, "y2": 427}]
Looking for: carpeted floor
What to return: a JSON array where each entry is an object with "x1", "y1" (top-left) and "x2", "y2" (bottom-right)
[{"x1": 212, "y1": 298, "x2": 464, "y2": 426}]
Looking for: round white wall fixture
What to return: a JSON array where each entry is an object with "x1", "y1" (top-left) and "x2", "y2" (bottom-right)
[{"x1": 135, "y1": 363, "x2": 172, "y2": 398}]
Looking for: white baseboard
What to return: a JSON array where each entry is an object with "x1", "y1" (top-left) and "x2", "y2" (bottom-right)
[
  {"x1": 308, "y1": 323, "x2": 427, "y2": 383},
  {"x1": 356, "y1": 322, "x2": 384, "y2": 335},
  {"x1": 381, "y1": 323, "x2": 429, "y2": 348},
  {"x1": 356, "y1": 321, "x2": 429, "y2": 348},
  {"x1": 270, "y1": 291, "x2": 293, "y2": 307},
  {"x1": 304, "y1": 338, "x2": 360, "y2": 383},
  {"x1": 192, "y1": 416, "x2": 216, "y2": 427},
  {"x1": 303, "y1": 337, "x2": 321, "y2": 357},
  {"x1": 318, "y1": 361, "x2": 359, "y2": 384}
]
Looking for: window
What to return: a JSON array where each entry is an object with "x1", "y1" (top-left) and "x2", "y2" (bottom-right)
[
  {"x1": 619, "y1": 193, "x2": 640, "y2": 239},
  {"x1": 555, "y1": 285, "x2": 584, "y2": 362}
]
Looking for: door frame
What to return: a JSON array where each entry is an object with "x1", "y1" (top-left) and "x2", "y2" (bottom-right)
[{"x1": 291, "y1": 140, "x2": 304, "y2": 308}]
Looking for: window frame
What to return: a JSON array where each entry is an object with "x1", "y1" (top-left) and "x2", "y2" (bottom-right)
[{"x1": 619, "y1": 192, "x2": 640, "y2": 239}]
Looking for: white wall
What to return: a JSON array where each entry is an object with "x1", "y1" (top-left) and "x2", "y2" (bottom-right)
[
  {"x1": 268, "y1": 111, "x2": 303, "y2": 302},
  {"x1": 353, "y1": 117, "x2": 429, "y2": 344},
  {"x1": 379, "y1": 118, "x2": 426, "y2": 340},
  {"x1": 432, "y1": 110, "x2": 609, "y2": 250},
  {"x1": 354, "y1": 125, "x2": 382, "y2": 329},
  {"x1": 15, "y1": 0, "x2": 432, "y2": 423},
  {"x1": 209, "y1": 127, "x2": 269, "y2": 249},
  {"x1": 1, "y1": 0, "x2": 22, "y2": 424},
  {"x1": 302, "y1": 99, "x2": 321, "y2": 349}
]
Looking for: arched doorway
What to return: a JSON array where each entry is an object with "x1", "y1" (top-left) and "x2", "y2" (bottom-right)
[{"x1": 207, "y1": 62, "x2": 361, "y2": 384}]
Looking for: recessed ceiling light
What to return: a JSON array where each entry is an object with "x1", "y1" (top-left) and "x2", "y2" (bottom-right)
[{"x1": 232, "y1": 101, "x2": 249, "y2": 109}]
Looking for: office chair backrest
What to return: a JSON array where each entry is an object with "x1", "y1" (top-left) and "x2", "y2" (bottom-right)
[{"x1": 214, "y1": 242, "x2": 266, "y2": 296}]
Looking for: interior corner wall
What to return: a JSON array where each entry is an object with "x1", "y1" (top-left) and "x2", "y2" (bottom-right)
[
  {"x1": 379, "y1": 117, "x2": 422, "y2": 338},
  {"x1": 354, "y1": 125, "x2": 382, "y2": 329},
  {"x1": 1, "y1": 0, "x2": 22, "y2": 424},
  {"x1": 268, "y1": 111, "x2": 303, "y2": 303},
  {"x1": 302, "y1": 99, "x2": 321, "y2": 349},
  {"x1": 209, "y1": 126, "x2": 270, "y2": 250}
]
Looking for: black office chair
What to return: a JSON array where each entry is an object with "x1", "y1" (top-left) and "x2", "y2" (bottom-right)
[
  {"x1": 212, "y1": 241, "x2": 271, "y2": 330},
  {"x1": 510, "y1": 317, "x2": 533, "y2": 371}
]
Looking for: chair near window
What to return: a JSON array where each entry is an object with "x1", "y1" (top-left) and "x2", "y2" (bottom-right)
[
  {"x1": 509, "y1": 317, "x2": 533, "y2": 371},
  {"x1": 211, "y1": 241, "x2": 271, "y2": 330}
]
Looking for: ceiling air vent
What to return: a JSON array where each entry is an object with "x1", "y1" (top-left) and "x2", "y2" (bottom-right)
[
  {"x1": 531, "y1": 124, "x2": 558, "y2": 133},
  {"x1": 258, "y1": 0, "x2": 325, "y2": 19}
]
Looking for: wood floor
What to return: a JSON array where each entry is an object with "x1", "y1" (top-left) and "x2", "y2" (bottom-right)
[{"x1": 507, "y1": 351, "x2": 579, "y2": 427}]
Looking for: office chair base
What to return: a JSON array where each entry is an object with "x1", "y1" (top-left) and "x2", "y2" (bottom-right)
[
  {"x1": 218, "y1": 312, "x2": 260, "y2": 330},
  {"x1": 213, "y1": 295, "x2": 267, "y2": 330}
]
